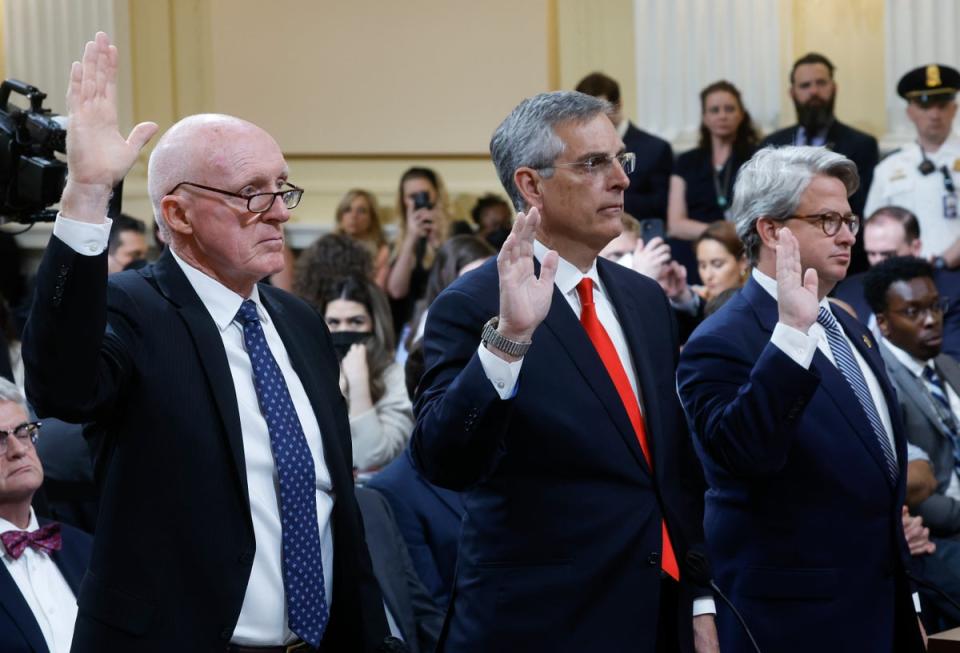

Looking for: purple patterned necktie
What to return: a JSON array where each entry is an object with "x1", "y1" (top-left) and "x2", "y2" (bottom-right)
[
  {"x1": 1, "y1": 522, "x2": 62, "y2": 559},
  {"x1": 235, "y1": 299, "x2": 329, "y2": 647}
]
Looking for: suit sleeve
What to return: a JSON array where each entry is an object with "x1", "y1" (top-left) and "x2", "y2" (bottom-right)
[
  {"x1": 677, "y1": 331, "x2": 821, "y2": 477},
  {"x1": 917, "y1": 492, "x2": 960, "y2": 534},
  {"x1": 411, "y1": 285, "x2": 513, "y2": 490},
  {"x1": 624, "y1": 140, "x2": 673, "y2": 220}
]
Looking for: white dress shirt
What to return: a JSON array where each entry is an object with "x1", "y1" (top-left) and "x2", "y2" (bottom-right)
[
  {"x1": 53, "y1": 216, "x2": 335, "y2": 645},
  {"x1": 478, "y1": 243, "x2": 716, "y2": 616},
  {"x1": 0, "y1": 509, "x2": 78, "y2": 653},
  {"x1": 884, "y1": 340, "x2": 960, "y2": 500}
]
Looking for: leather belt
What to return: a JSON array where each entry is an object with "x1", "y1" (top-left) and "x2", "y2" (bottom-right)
[{"x1": 227, "y1": 641, "x2": 311, "y2": 653}]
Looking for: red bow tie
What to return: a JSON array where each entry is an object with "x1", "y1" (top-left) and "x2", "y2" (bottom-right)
[{"x1": 0, "y1": 522, "x2": 62, "y2": 559}]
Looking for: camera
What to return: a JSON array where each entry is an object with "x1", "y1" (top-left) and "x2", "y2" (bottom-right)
[
  {"x1": 411, "y1": 190, "x2": 434, "y2": 211},
  {"x1": 0, "y1": 80, "x2": 68, "y2": 224}
]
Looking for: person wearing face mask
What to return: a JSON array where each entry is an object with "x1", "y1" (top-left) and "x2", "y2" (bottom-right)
[
  {"x1": 668, "y1": 80, "x2": 759, "y2": 283},
  {"x1": 323, "y1": 275, "x2": 413, "y2": 472}
]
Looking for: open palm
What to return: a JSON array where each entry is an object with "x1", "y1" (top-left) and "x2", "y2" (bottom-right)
[{"x1": 496, "y1": 207, "x2": 558, "y2": 340}]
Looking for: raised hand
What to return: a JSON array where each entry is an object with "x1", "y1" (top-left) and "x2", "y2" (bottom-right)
[
  {"x1": 775, "y1": 226, "x2": 819, "y2": 332},
  {"x1": 631, "y1": 235, "x2": 671, "y2": 280},
  {"x1": 62, "y1": 32, "x2": 158, "y2": 222},
  {"x1": 495, "y1": 207, "x2": 558, "y2": 346}
]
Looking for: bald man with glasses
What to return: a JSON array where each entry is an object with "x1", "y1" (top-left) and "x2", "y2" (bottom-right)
[{"x1": 22, "y1": 33, "x2": 392, "y2": 653}]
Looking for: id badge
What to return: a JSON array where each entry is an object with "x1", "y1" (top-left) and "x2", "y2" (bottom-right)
[{"x1": 945, "y1": 193, "x2": 958, "y2": 220}]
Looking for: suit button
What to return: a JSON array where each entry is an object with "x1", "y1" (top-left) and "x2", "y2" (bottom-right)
[{"x1": 647, "y1": 552, "x2": 660, "y2": 566}]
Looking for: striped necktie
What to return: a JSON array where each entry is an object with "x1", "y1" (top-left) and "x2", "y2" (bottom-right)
[
  {"x1": 921, "y1": 365, "x2": 960, "y2": 472},
  {"x1": 817, "y1": 307, "x2": 898, "y2": 481}
]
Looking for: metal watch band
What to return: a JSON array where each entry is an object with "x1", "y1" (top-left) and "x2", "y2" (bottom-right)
[{"x1": 481, "y1": 317, "x2": 531, "y2": 357}]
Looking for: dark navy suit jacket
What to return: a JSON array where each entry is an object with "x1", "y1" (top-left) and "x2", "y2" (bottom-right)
[
  {"x1": 834, "y1": 268, "x2": 960, "y2": 360},
  {"x1": 0, "y1": 519, "x2": 92, "y2": 653},
  {"x1": 412, "y1": 256, "x2": 708, "y2": 653},
  {"x1": 622, "y1": 122, "x2": 673, "y2": 221},
  {"x1": 22, "y1": 240, "x2": 388, "y2": 653},
  {"x1": 366, "y1": 448, "x2": 464, "y2": 608},
  {"x1": 678, "y1": 277, "x2": 922, "y2": 653}
]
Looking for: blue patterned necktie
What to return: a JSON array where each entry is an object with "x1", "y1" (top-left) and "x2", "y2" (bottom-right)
[
  {"x1": 235, "y1": 299, "x2": 328, "y2": 647},
  {"x1": 817, "y1": 307, "x2": 898, "y2": 481},
  {"x1": 922, "y1": 365, "x2": 960, "y2": 473}
]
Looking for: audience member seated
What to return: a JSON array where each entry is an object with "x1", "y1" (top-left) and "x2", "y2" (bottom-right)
[
  {"x1": 406, "y1": 235, "x2": 495, "y2": 348},
  {"x1": 469, "y1": 194, "x2": 512, "y2": 250},
  {"x1": 667, "y1": 80, "x2": 759, "y2": 282},
  {"x1": 867, "y1": 256, "x2": 960, "y2": 537},
  {"x1": 0, "y1": 378, "x2": 92, "y2": 653},
  {"x1": 386, "y1": 167, "x2": 452, "y2": 334},
  {"x1": 320, "y1": 276, "x2": 412, "y2": 472},
  {"x1": 106, "y1": 214, "x2": 148, "y2": 274},
  {"x1": 575, "y1": 71, "x2": 673, "y2": 222},
  {"x1": 354, "y1": 486, "x2": 443, "y2": 653},
  {"x1": 835, "y1": 206, "x2": 960, "y2": 358},
  {"x1": 293, "y1": 232, "x2": 374, "y2": 305},
  {"x1": 366, "y1": 342, "x2": 465, "y2": 608},
  {"x1": 335, "y1": 189, "x2": 391, "y2": 287}
]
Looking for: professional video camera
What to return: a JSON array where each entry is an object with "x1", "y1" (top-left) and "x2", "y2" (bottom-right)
[{"x1": 0, "y1": 80, "x2": 68, "y2": 224}]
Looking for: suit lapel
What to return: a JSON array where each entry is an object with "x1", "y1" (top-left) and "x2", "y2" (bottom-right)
[
  {"x1": 539, "y1": 276, "x2": 652, "y2": 475},
  {"x1": 0, "y1": 561, "x2": 49, "y2": 652},
  {"x1": 150, "y1": 251, "x2": 249, "y2": 504},
  {"x1": 882, "y1": 345, "x2": 947, "y2": 438}
]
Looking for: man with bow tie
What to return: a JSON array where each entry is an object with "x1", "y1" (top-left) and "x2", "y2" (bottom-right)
[{"x1": 0, "y1": 377, "x2": 92, "y2": 653}]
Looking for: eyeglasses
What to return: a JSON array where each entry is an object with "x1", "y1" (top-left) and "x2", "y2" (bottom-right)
[
  {"x1": 0, "y1": 421, "x2": 40, "y2": 455},
  {"x1": 890, "y1": 298, "x2": 949, "y2": 321},
  {"x1": 167, "y1": 181, "x2": 304, "y2": 213},
  {"x1": 787, "y1": 211, "x2": 861, "y2": 237},
  {"x1": 540, "y1": 152, "x2": 636, "y2": 176}
]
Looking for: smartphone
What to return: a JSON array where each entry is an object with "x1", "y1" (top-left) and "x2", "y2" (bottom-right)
[
  {"x1": 412, "y1": 191, "x2": 434, "y2": 211},
  {"x1": 638, "y1": 218, "x2": 666, "y2": 244}
]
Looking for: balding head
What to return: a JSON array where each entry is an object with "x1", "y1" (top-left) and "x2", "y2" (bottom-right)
[{"x1": 147, "y1": 114, "x2": 272, "y2": 244}]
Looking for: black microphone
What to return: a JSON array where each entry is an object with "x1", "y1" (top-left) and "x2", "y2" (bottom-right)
[
  {"x1": 905, "y1": 568, "x2": 960, "y2": 615},
  {"x1": 685, "y1": 551, "x2": 763, "y2": 653}
]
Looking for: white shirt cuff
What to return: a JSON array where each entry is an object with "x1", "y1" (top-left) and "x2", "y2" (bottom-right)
[
  {"x1": 692, "y1": 597, "x2": 716, "y2": 616},
  {"x1": 477, "y1": 343, "x2": 522, "y2": 400},
  {"x1": 770, "y1": 322, "x2": 818, "y2": 369},
  {"x1": 914, "y1": 591, "x2": 921, "y2": 613},
  {"x1": 53, "y1": 213, "x2": 112, "y2": 255}
]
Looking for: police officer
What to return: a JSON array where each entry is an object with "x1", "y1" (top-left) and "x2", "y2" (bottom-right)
[{"x1": 866, "y1": 64, "x2": 960, "y2": 269}]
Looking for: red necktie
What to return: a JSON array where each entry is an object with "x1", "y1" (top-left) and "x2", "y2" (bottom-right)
[
  {"x1": 0, "y1": 522, "x2": 62, "y2": 559},
  {"x1": 576, "y1": 277, "x2": 679, "y2": 581}
]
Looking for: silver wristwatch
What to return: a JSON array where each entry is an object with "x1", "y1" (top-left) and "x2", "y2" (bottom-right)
[{"x1": 481, "y1": 317, "x2": 532, "y2": 357}]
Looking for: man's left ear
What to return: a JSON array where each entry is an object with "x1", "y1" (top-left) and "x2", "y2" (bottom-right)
[
  {"x1": 876, "y1": 312, "x2": 890, "y2": 337},
  {"x1": 514, "y1": 167, "x2": 544, "y2": 213}
]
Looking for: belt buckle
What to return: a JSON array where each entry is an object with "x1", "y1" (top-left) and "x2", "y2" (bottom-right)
[{"x1": 285, "y1": 641, "x2": 309, "y2": 653}]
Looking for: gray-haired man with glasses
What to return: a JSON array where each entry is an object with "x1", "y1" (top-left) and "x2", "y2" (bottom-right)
[
  {"x1": 0, "y1": 377, "x2": 93, "y2": 653},
  {"x1": 22, "y1": 32, "x2": 391, "y2": 653}
]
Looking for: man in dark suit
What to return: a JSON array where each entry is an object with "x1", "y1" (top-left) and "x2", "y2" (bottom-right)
[
  {"x1": 412, "y1": 91, "x2": 714, "y2": 652},
  {"x1": 355, "y1": 486, "x2": 443, "y2": 653},
  {"x1": 678, "y1": 146, "x2": 923, "y2": 652},
  {"x1": 833, "y1": 206, "x2": 960, "y2": 359},
  {"x1": 22, "y1": 33, "x2": 390, "y2": 653},
  {"x1": 366, "y1": 448, "x2": 464, "y2": 608},
  {"x1": 0, "y1": 377, "x2": 92, "y2": 653},
  {"x1": 762, "y1": 52, "x2": 879, "y2": 273},
  {"x1": 576, "y1": 72, "x2": 673, "y2": 221}
]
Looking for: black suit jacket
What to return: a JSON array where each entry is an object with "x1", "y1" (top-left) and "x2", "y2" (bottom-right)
[
  {"x1": 412, "y1": 257, "x2": 708, "y2": 652},
  {"x1": 622, "y1": 122, "x2": 673, "y2": 221},
  {"x1": 356, "y1": 487, "x2": 443, "y2": 653},
  {"x1": 22, "y1": 239, "x2": 388, "y2": 653},
  {"x1": 833, "y1": 269, "x2": 960, "y2": 361},
  {"x1": 763, "y1": 121, "x2": 879, "y2": 273},
  {"x1": 0, "y1": 519, "x2": 92, "y2": 653}
]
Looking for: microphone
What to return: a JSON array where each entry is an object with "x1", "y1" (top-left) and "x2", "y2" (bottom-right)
[
  {"x1": 905, "y1": 568, "x2": 960, "y2": 615},
  {"x1": 685, "y1": 551, "x2": 763, "y2": 653}
]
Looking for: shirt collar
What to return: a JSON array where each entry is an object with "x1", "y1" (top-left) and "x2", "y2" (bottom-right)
[
  {"x1": 0, "y1": 508, "x2": 39, "y2": 536},
  {"x1": 169, "y1": 247, "x2": 270, "y2": 332},
  {"x1": 883, "y1": 338, "x2": 929, "y2": 378},
  {"x1": 533, "y1": 239, "x2": 600, "y2": 297},
  {"x1": 752, "y1": 267, "x2": 831, "y2": 312}
]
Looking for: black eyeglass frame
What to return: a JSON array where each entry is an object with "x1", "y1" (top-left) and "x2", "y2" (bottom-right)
[
  {"x1": 166, "y1": 181, "x2": 304, "y2": 214},
  {"x1": 786, "y1": 211, "x2": 861, "y2": 237},
  {"x1": 0, "y1": 421, "x2": 40, "y2": 453},
  {"x1": 889, "y1": 298, "x2": 950, "y2": 322}
]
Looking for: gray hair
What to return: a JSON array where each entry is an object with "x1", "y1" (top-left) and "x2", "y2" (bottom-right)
[
  {"x1": 731, "y1": 145, "x2": 859, "y2": 264},
  {"x1": 490, "y1": 91, "x2": 613, "y2": 211},
  {"x1": 0, "y1": 378, "x2": 26, "y2": 413}
]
